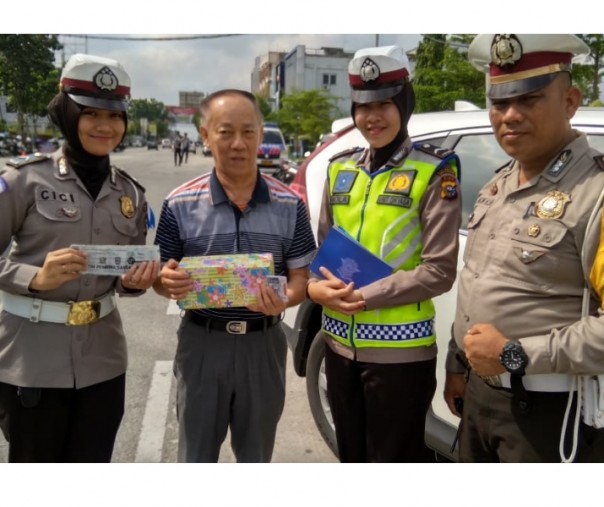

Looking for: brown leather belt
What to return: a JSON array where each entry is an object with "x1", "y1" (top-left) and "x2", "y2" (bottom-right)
[{"x1": 186, "y1": 312, "x2": 280, "y2": 335}]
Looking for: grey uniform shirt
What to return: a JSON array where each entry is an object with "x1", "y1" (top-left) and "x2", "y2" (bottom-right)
[
  {"x1": 318, "y1": 139, "x2": 462, "y2": 364},
  {"x1": 0, "y1": 151, "x2": 149, "y2": 388},
  {"x1": 448, "y1": 132, "x2": 604, "y2": 376}
]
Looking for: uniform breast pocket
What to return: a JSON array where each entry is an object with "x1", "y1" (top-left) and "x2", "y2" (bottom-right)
[
  {"x1": 110, "y1": 211, "x2": 139, "y2": 238},
  {"x1": 505, "y1": 219, "x2": 569, "y2": 290},
  {"x1": 463, "y1": 203, "x2": 489, "y2": 264},
  {"x1": 35, "y1": 199, "x2": 81, "y2": 223}
]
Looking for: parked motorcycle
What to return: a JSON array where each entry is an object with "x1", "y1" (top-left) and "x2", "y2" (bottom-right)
[{"x1": 277, "y1": 159, "x2": 298, "y2": 185}]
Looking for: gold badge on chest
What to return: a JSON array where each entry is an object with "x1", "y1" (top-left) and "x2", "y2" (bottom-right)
[
  {"x1": 527, "y1": 223, "x2": 541, "y2": 237},
  {"x1": 120, "y1": 196, "x2": 135, "y2": 218},
  {"x1": 535, "y1": 191, "x2": 571, "y2": 219}
]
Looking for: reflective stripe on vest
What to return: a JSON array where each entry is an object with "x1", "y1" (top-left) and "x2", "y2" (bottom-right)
[{"x1": 322, "y1": 146, "x2": 459, "y2": 349}]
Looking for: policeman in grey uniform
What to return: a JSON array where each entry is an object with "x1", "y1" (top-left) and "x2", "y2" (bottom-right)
[
  {"x1": 0, "y1": 53, "x2": 159, "y2": 462},
  {"x1": 445, "y1": 34, "x2": 604, "y2": 462}
]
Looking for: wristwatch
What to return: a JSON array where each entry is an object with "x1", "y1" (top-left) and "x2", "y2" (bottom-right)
[{"x1": 499, "y1": 341, "x2": 528, "y2": 375}]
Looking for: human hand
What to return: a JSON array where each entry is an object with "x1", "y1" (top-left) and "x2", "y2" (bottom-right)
[
  {"x1": 307, "y1": 267, "x2": 365, "y2": 315},
  {"x1": 153, "y1": 258, "x2": 194, "y2": 300},
  {"x1": 444, "y1": 372, "x2": 466, "y2": 418},
  {"x1": 247, "y1": 284, "x2": 287, "y2": 316},
  {"x1": 463, "y1": 323, "x2": 507, "y2": 377},
  {"x1": 121, "y1": 260, "x2": 161, "y2": 291},
  {"x1": 29, "y1": 247, "x2": 87, "y2": 291}
]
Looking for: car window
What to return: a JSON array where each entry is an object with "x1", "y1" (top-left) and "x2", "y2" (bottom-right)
[
  {"x1": 450, "y1": 133, "x2": 509, "y2": 229},
  {"x1": 263, "y1": 131, "x2": 284, "y2": 144}
]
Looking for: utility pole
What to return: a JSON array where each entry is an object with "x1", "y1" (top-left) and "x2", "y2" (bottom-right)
[{"x1": 375, "y1": 34, "x2": 380, "y2": 46}]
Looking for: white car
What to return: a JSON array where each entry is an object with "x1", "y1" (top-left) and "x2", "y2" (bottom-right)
[{"x1": 285, "y1": 107, "x2": 604, "y2": 461}]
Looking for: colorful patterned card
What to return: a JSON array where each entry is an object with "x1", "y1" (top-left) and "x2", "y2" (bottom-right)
[{"x1": 177, "y1": 253, "x2": 275, "y2": 309}]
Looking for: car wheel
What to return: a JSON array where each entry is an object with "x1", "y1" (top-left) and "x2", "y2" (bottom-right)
[{"x1": 306, "y1": 332, "x2": 338, "y2": 457}]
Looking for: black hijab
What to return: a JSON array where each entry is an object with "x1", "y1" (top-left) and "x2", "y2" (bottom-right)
[
  {"x1": 351, "y1": 81, "x2": 416, "y2": 172},
  {"x1": 47, "y1": 93, "x2": 127, "y2": 199}
]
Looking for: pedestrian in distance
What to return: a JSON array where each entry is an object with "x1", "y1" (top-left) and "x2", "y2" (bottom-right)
[
  {"x1": 445, "y1": 33, "x2": 604, "y2": 463},
  {"x1": 173, "y1": 133, "x2": 182, "y2": 166},
  {"x1": 0, "y1": 53, "x2": 160, "y2": 462},
  {"x1": 152, "y1": 89, "x2": 317, "y2": 463},
  {"x1": 181, "y1": 132, "x2": 190, "y2": 164},
  {"x1": 306, "y1": 45, "x2": 462, "y2": 462}
]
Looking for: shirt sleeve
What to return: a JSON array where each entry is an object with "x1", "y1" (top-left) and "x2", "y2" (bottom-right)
[
  {"x1": 286, "y1": 199, "x2": 317, "y2": 270},
  {"x1": 153, "y1": 200, "x2": 184, "y2": 263},
  {"x1": 589, "y1": 206, "x2": 604, "y2": 301}
]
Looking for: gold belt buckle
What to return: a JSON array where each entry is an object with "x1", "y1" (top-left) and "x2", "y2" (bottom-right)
[{"x1": 68, "y1": 300, "x2": 101, "y2": 326}]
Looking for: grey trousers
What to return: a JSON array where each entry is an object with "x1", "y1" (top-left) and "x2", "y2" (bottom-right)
[{"x1": 174, "y1": 315, "x2": 287, "y2": 463}]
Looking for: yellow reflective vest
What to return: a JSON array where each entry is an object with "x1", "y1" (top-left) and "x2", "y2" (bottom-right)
[{"x1": 322, "y1": 144, "x2": 460, "y2": 350}]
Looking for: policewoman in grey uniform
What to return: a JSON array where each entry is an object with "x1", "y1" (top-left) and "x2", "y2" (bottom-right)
[
  {"x1": 0, "y1": 54, "x2": 159, "y2": 462},
  {"x1": 445, "y1": 34, "x2": 604, "y2": 462}
]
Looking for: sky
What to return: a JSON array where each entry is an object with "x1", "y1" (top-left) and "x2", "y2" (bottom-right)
[
  {"x1": 55, "y1": 34, "x2": 423, "y2": 106},
  {"x1": 6, "y1": 1, "x2": 599, "y2": 108}
]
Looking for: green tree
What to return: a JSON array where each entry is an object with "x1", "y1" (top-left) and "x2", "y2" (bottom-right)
[
  {"x1": 574, "y1": 34, "x2": 604, "y2": 105},
  {"x1": 413, "y1": 34, "x2": 486, "y2": 112},
  {"x1": 128, "y1": 98, "x2": 170, "y2": 138},
  {"x1": 0, "y1": 34, "x2": 62, "y2": 140},
  {"x1": 276, "y1": 89, "x2": 337, "y2": 148},
  {"x1": 255, "y1": 94, "x2": 277, "y2": 121}
]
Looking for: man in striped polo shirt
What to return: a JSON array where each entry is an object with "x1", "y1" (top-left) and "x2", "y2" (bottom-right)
[{"x1": 153, "y1": 89, "x2": 316, "y2": 463}]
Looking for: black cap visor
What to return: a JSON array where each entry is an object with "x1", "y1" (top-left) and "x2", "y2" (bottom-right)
[
  {"x1": 488, "y1": 73, "x2": 560, "y2": 100},
  {"x1": 351, "y1": 84, "x2": 404, "y2": 104},
  {"x1": 68, "y1": 93, "x2": 128, "y2": 112}
]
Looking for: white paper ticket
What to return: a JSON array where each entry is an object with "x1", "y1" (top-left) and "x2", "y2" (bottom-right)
[{"x1": 71, "y1": 244, "x2": 160, "y2": 276}]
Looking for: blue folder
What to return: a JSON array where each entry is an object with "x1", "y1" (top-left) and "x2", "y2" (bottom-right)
[{"x1": 309, "y1": 227, "x2": 393, "y2": 288}]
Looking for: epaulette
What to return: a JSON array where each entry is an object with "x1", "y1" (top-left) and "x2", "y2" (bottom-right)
[
  {"x1": 6, "y1": 153, "x2": 50, "y2": 169},
  {"x1": 495, "y1": 160, "x2": 513, "y2": 173},
  {"x1": 328, "y1": 146, "x2": 364, "y2": 163},
  {"x1": 594, "y1": 155, "x2": 604, "y2": 171},
  {"x1": 113, "y1": 166, "x2": 146, "y2": 192},
  {"x1": 414, "y1": 143, "x2": 454, "y2": 159}
]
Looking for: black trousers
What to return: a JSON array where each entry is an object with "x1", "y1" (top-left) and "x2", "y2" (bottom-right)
[
  {"x1": 460, "y1": 372, "x2": 604, "y2": 462},
  {"x1": 0, "y1": 374, "x2": 125, "y2": 463},
  {"x1": 325, "y1": 345, "x2": 437, "y2": 462}
]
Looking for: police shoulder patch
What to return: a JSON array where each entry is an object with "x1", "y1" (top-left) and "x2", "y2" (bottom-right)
[
  {"x1": 6, "y1": 153, "x2": 50, "y2": 169},
  {"x1": 415, "y1": 143, "x2": 454, "y2": 159},
  {"x1": 328, "y1": 146, "x2": 364, "y2": 163},
  {"x1": 113, "y1": 166, "x2": 146, "y2": 192},
  {"x1": 594, "y1": 155, "x2": 604, "y2": 172}
]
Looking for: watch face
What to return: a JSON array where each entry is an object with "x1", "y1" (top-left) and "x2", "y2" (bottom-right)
[
  {"x1": 504, "y1": 350, "x2": 524, "y2": 372},
  {"x1": 501, "y1": 342, "x2": 528, "y2": 374}
]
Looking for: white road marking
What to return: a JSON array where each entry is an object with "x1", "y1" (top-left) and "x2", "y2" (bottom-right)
[{"x1": 134, "y1": 360, "x2": 173, "y2": 463}]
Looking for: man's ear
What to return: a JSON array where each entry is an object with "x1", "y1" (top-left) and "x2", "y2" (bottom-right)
[
  {"x1": 200, "y1": 126, "x2": 209, "y2": 143},
  {"x1": 565, "y1": 86, "x2": 582, "y2": 119}
]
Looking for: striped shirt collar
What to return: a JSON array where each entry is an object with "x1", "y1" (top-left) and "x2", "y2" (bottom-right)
[{"x1": 209, "y1": 168, "x2": 271, "y2": 206}]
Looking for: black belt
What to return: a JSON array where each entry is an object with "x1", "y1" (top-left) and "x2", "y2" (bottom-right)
[{"x1": 186, "y1": 312, "x2": 280, "y2": 335}]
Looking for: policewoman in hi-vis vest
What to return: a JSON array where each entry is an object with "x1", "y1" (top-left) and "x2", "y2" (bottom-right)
[
  {"x1": 307, "y1": 46, "x2": 462, "y2": 462},
  {"x1": 0, "y1": 54, "x2": 159, "y2": 462}
]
